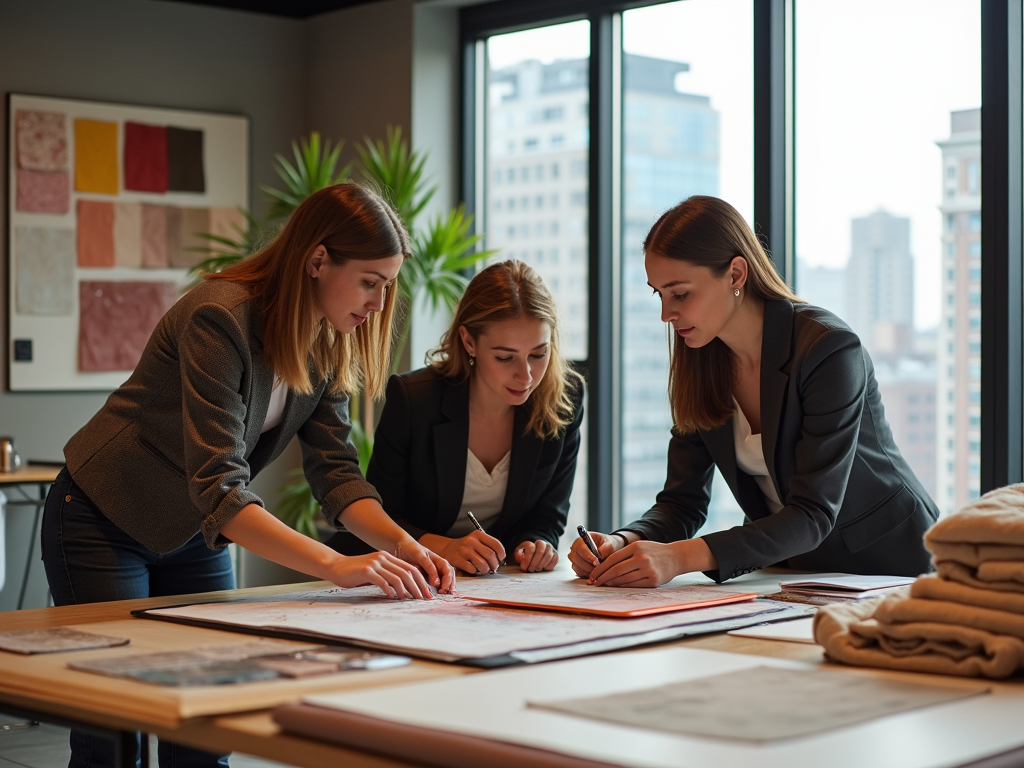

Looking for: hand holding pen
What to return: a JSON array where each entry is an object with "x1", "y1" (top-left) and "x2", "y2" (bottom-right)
[
  {"x1": 425, "y1": 511, "x2": 505, "y2": 575},
  {"x1": 568, "y1": 526, "x2": 630, "y2": 580}
]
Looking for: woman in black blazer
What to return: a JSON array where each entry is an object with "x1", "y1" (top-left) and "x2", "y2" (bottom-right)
[
  {"x1": 571, "y1": 195, "x2": 939, "y2": 586},
  {"x1": 331, "y1": 260, "x2": 584, "y2": 574}
]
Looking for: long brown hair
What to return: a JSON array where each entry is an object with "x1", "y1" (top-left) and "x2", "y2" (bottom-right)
[
  {"x1": 644, "y1": 195, "x2": 802, "y2": 433},
  {"x1": 208, "y1": 184, "x2": 409, "y2": 399},
  {"x1": 428, "y1": 260, "x2": 583, "y2": 439}
]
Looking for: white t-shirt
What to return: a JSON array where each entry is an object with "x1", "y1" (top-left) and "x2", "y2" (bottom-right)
[
  {"x1": 732, "y1": 399, "x2": 785, "y2": 514},
  {"x1": 261, "y1": 376, "x2": 288, "y2": 433},
  {"x1": 446, "y1": 449, "x2": 511, "y2": 537}
]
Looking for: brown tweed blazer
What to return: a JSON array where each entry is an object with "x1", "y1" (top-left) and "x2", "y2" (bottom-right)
[{"x1": 64, "y1": 280, "x2": 380, "y2": 554}]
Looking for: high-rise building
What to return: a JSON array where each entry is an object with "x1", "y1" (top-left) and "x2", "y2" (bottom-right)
[
  {"x1": 936, "y1": 108, "x2": 982, "y2": 512},
  {"x1": 485, "y1": 53, "x2": 723, "y2": 528},
  {"x1": 796, "y1": 259, "x2": 846, "y2": 319},
  {"x1": 844, "y1": 210, "x2": 915, "y2": 360}
]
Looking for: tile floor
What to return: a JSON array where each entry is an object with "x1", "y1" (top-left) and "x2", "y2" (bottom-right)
[{"x1": 0, "y1": 716, "x2": 287, "y2": 768}]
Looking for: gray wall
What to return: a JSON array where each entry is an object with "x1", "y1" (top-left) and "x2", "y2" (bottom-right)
[{"x1": 0, "y1": 0, "x2": 440, "y2": 600}]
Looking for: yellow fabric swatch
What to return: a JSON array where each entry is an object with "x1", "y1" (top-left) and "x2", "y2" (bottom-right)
[{"x1": 74, "y1": 119, "x2": 119, "y2": 195}]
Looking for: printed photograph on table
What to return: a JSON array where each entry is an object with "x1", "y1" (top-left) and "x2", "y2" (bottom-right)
[{"x1": 6, "y1": 93, "x2": 249, "y2": 391}]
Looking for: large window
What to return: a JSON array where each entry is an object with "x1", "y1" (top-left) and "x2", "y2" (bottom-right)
[
  {"x1": 462, "y1": 0, "x2": 1020, "y2": 531},
  {"x1": 795, "y1": 0, "x2": 981, "y2": 514},
  {"x1": 620, "y1": 0, "x2": 752, "y2": 531}
]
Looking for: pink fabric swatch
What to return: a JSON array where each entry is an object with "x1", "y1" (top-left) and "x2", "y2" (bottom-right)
[
  {"x1": 141, "y1": 205, "x2": 169, "y2": 268},
  {"x1": 77, "y1": 200, "x2": 115, "y2": 268},
  {"x1": 16, "y1": 169, "x2": 70, "y2": 214},
  {"x1": 165, "y1": 206, "x2": 183, "y2": 268},
  {"x1": 209, "y1": 208, "x2": 246, "y2": 241},
  {"x1": 79, "y1": 281, "x2": 177, "y2": 372},
  {"x1": 114, "y1": 203, "x2": 143, "y2": 268},
  {"x1": 16, "y1": 110, "x2": 68, "y2": 171}
]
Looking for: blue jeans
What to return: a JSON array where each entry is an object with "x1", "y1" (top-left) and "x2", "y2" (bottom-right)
[{"x1": 42, "y1": 467, "x2": 233, "y2": 768}]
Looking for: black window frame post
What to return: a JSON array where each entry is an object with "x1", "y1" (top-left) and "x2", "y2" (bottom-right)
[{"x1": 981, "y1": 0, "x2": 1024, "y2": 491}]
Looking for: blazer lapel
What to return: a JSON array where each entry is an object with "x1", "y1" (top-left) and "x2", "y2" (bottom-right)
[
  {"x1": 493, "y1": 405, "x2": 543, "y2": 538},
  {"x1": 433, "y1": 378, "x2": 470, "y2": 532},
  {"x1": 702, "y1": 421, "x2": 737, "y2": 491},
  {"x1": 760, "y1": 299, "x2": 793, "y2": 501},
  {"x1": 244, "y1": 346, "x2": 275, "y2": 454}
]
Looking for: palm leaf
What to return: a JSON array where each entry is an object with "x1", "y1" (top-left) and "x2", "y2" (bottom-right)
[
  {"x1": 356, "y1": 126, "x2": 435, "y2": 229},
  {"x1": 262, "y1": 132, "x2": 352, "y2": 221}
]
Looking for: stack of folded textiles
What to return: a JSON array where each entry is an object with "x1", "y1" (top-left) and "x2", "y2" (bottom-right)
[{"x1": 814, "y1": 484, "x2": 1024, "y2": 678}]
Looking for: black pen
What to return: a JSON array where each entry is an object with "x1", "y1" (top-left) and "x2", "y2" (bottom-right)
[
  {"x1": 577, "y1": 524, "x2": 604, "y2": 564},
  {"x1": 466, "y1": 511, "x2": 500, "y2": 572}
]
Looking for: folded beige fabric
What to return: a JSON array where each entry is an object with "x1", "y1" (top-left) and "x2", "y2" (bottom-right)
[
  {"x1": 910, "y1": 573, "x2": 1024, "y2": 614},
  {"x1": 927, "y1": 541, "x2": 1024, "y2": 567},
  {"x1": 814, "y1": 593, "x2": 1024, "y2": 678},
  {"x1": 872, "y1": 593, "x2": 1024, "y2": 639},
  {"x1": 925, "y1": 485, "x2": 1024, "y2": 551},
  {"x1": 979, "y1": 560, "x2": 1024, "y2": 585},
  {"x1": 937, "y1": 561, "x2": 1024, "y2": 595}
]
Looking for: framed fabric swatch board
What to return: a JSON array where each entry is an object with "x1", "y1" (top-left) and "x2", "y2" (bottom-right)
[{"x1": 6, "y1": 93, "x2": 249, "y2": 391}]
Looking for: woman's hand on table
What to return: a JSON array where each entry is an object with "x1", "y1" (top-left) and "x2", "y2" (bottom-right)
[
  {"x1": 395, "y1": 538, "x2": 456, "y2": 594},
  {"x1": 568, "y1": 531, "x2": 627, "y2": 578},
  {"x1": 420, "y1": 531, "x2": 506, "y2": 575},
  {"x1": 322, "y1": 550, "x2": 436, "y2": 599},
  {"x1": 514, "y1": 540, "x2": 558, "y2": 572},
  {"x1": 587, "y1": 538, "x2": 718, "y2": 588}
]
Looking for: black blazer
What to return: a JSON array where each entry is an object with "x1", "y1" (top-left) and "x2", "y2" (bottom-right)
[
  {"x1": 329, "y1": 367, "x2": 583, "y2": 555},
  {"x1": 619, "y1": 299, "x2": 939, "y2": 583}
]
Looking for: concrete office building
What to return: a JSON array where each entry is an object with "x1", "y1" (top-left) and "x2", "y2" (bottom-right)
[
  {"x1": 936, "y1": 108, "x2": 982, "y2": 512},
  {"x1": 485, "y1": 53, "x2": 724, "y2": 527}
]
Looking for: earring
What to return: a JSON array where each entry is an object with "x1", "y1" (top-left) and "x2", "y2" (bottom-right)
[
  {"x1": 734, "y1": 288, "x2": 740, "y2": 297},
  {"x1": 469, "y1": 355, "x2": 476, "y2": 367}
]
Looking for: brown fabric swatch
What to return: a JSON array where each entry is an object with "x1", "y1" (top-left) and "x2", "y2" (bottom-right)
[
  {"x1": 77, "y1": 200, "x2": 115, "y2": 267},
  {"x1": 114, "y1": 203, "x2": 143, "y2": 268},
  {"x1": 79, "y1": 281, "x2": 177, "y2": 371},
  {"x1": 173, "y1": 207, "x2": 211, "y2": 268},
  {"x1": 166, "y1": 126, "x2": 205, "y2": 192},
  {"x1": 141, "y1": 205, "x2": 169, "y2": 268},
  {"x1": 16, "y1": 168, "x2": 70, "y2": 214}
]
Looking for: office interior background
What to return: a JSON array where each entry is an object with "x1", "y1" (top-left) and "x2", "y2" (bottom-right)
[{"x1": 1, "y1": 0, "x2": 1021, "y2": 608}]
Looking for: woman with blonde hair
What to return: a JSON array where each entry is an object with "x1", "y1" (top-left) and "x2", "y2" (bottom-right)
[
  {"x1": 43, "y1": 184, "x2": 453, "y2": 768},
  {"x1": 330, "y1": 259, "x2": 584, "y2": 574},
  {"x1": 571, "y1": 195, "x2": 938, "y2": 586}
]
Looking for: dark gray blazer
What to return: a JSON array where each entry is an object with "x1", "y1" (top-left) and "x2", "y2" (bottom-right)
[
  {"x1": 333, "y1": 367, "x2": 582, "y2": 553},
  {"x1": 64, "y1": 280, "x2": 380, "y2": 554},
  {"x1": 619, "y1": 299, "x2": 939, "y2": 583}
]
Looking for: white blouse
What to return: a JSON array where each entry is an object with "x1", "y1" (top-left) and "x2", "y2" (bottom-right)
[
  {"x1": 732, "y1": 399, "x2": 785, "y2": 514},
  {"x1": 446, "y1": 449, "x2": 511, "y2": 537},
  {"x1": 261, "y1": 376, "x2": 288, "y2": 433}
]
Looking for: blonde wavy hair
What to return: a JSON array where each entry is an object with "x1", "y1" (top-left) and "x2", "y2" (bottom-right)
[
  {"x1": 429, "y1": 260, "x2": 583, "y2": 439},
  {"x1": 644, "y1": 195, "x2": 803, "y2": 433},
  {"x1": 208, "y1": 183, "x2": 409, "y2": 399}
]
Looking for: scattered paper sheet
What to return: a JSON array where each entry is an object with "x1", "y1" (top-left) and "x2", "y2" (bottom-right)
[
  {"x1": 142, "y1": 581, "x2": 782, "y2": 663},
  {"x1": 530, "y1": 665, "x2": 987, "y2": 742},
  {"x1": 727, "y1": 617, "x2": 817, "y2": 644},
  {"x1": 15, "y1": 226, "x2": 75, "y2": 315},
  {"x1": 77, "y1": 200, "x2": 115, "y2": 267},
  {"x1": 16, "y1": 109, "x2": 68, "y2": 171},
  {"x1": 16, "y1": 168, "x2": 70, "y2": 214},
  {"x1": 74, "y1": 118, "x2": 119, "y2": 195},
  {"x1": 78, "y1": 280, "x2": 176, "y2": 371},
  {"x1": 167, "y1": 126, "x2": 205, "y2": 192},
  {"x1": 124, "y1": 121, "x2": 168, "y2": 193},
  {"x1": 0, "y1": 627, "x2": 128, "y2": 655}
]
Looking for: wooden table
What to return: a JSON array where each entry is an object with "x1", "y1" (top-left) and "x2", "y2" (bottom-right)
[
  {"x1": 0, "y1": 579, "x2": 829, "y2": 768},
  {"x1": 0, "y1": 464, "x2": 60, "y2": 610}
]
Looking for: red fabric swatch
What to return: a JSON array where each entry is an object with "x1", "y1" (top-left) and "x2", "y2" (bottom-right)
[
  {"x1": 17, "y1": 169, "x2": 70, "y2": 213},
  {"x1": 77, "y1": 200, "x2": 115, "y2": 267},
  {"x1": 124, "y1": 122, "x2": 169, "y2": 193}
]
